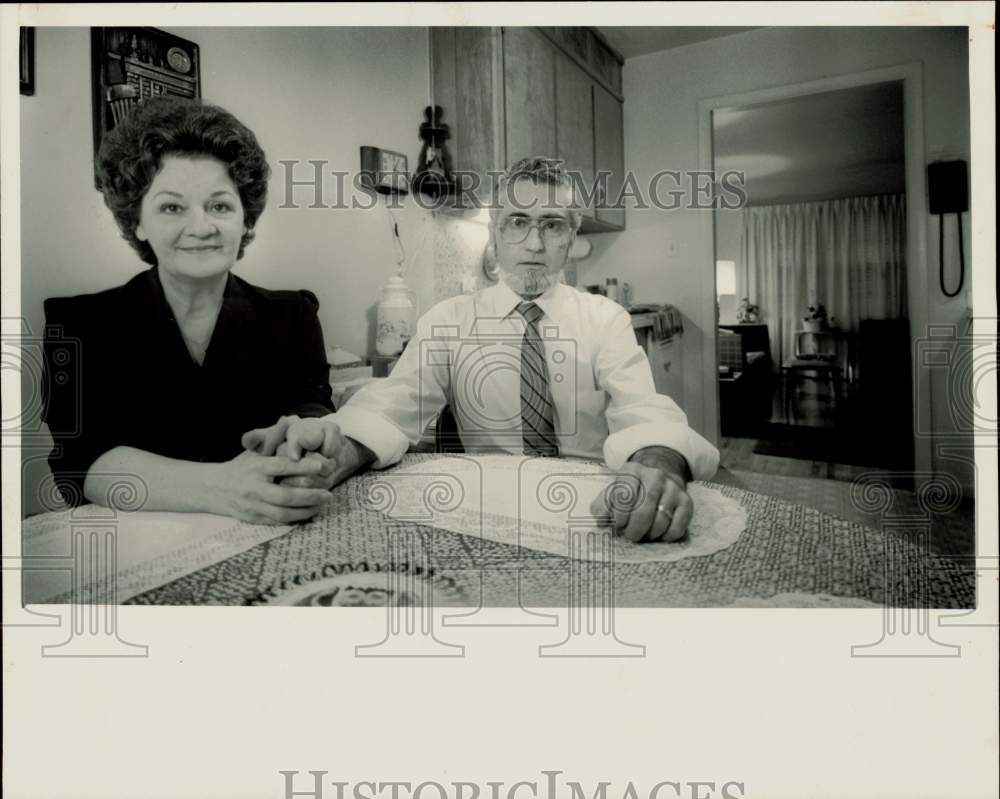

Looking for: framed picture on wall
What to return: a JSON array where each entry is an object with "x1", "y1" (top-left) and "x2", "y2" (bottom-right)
[
  {"x1": 19, "y1": 27, "x2": 34, "y2": 96},
  {"x1": 90, "y1": 27, "x2": 201, "y2": 178}
]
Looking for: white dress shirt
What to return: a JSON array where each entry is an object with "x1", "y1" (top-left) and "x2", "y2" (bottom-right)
[{"x1": 333, "y1": 281, "x2": 720, "y2": 479}]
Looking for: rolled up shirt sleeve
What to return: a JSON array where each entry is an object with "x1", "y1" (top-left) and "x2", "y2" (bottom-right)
[
  {"x1": 333, "y1": 306, "x2": 452, "y2": 469},
  {"x1": 595, "y1": 307, "x2": 720, "y2": 480}
]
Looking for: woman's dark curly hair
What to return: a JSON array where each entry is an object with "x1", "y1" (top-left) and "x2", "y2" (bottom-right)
[{"x1": 95, "y1": 96, "x2": 270, "y2": 265}]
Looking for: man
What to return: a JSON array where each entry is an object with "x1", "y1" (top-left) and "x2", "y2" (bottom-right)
[{"x1": 245, "y1": 157, "x2": 719, "y2": 542}]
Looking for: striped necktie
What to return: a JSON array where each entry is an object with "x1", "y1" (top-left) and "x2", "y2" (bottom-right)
[{"x1": 516, "y1": 301, "x2": 559, "y2": 457}]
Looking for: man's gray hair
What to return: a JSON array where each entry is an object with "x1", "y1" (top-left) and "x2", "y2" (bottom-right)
[{"x1": 490, "y1": 156, "x2": 584, "y2": 231}]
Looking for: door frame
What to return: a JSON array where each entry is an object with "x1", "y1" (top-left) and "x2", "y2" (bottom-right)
[{"x1": 697, "y1": 62, "x2": 931, "y2": 475}]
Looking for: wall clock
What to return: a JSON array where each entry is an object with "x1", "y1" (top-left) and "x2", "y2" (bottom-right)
[
  {"x1": 360, "y1": 146, "x2": 409, "y2": 195},
  {"x1": 166, "y1": 46, "x2": 192, "y2": 75}
]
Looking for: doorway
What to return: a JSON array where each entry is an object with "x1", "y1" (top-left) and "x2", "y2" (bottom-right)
[{"x1": 706, "y1": 77, "x2": 919, "y2": 479}]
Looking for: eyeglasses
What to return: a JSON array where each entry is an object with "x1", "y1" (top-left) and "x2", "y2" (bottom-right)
[{"x1": 499, "y1": 216, "x2": 572, "y2": 245}]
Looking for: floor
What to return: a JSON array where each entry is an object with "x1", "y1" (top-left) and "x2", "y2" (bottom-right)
[
  {"x1": 719, "y1": 434, "x2": 877, "y2": 481},
  {"x1": 720, "y1": 374, "x2": 907, "y2": 479},
  {"x1": 717, "y1": 376, "x2": 976, "y2": 557}
]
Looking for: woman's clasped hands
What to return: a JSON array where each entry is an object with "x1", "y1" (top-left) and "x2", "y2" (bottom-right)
[
  {"x1": 213, "y1": 448, "x2": 332, "y2": 525},
  {"x1": 228, "y1": 414, "x2": 364, "y2": 526},
  {"x1": 204, "y1": 415, "x2": 338, "y2": 526}
]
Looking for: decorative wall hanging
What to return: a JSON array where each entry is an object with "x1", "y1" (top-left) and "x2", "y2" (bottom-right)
[
  {"x1": 412, "y1": 104, "x2": 455, "y2": 198},
  {"x1": 90, "y1": 27, "x2": 201, "y2": 164},
  {"x1": 19, "y1": 27, "x2": 34, "y2": 96}
]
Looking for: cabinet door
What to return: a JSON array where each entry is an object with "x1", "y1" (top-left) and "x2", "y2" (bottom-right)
[
  {"x1": 593, "y1": 83, "x2": 625, "y2": 228},
  {"x1": 502, "y1": 27, "x2": 556, "y2": 167},
  {"x1": 555, "y1": 54, "x2": 595, "y2": 220},
  {"x1": 433, "y1": 28, "x2": 501, "y2": 209},
  {"x1": 649, "y1": 337, "x2": 685, "y2": 408}
]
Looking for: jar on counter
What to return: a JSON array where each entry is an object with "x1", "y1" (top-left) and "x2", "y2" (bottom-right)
[
  {"x1": 375, "y1": 276, "x2": 418, "y2": 356},
  {"x1": 605, "y1": 277, "x2": 620, "y2": 304}
]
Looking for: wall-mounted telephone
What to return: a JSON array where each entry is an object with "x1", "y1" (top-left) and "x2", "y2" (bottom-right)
[{"x1": 927, "y1": 160, "x2": 968, "y2": 298}]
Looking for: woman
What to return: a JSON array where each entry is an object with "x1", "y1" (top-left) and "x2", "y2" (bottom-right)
[{"x1": 42, "y1": 96, "x2": 335, "y2": 524}]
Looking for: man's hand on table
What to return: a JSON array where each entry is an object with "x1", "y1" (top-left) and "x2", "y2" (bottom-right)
[
  {"x1": 241, "y1": 416, "x2": 375, "y2": 491},
  {"x1": 590, "y1": 446, "x2": 694, "y2": 543}
]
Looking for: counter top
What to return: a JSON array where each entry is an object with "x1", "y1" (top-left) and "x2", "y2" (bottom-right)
[{"x1": 630, "y1": 308, "x2": 684, "y2": 338}]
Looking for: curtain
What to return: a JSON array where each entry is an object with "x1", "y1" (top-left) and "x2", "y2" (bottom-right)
[{"x1": 736, "y1": 194, "x2": 906, "y2": 378}]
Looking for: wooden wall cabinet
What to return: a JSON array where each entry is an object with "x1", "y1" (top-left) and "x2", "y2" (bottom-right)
[
  {"x1": 555, "y1": 51, "x2": 596, "y2": 219},
  {"x1": 430, "y1": 26, "x2": 625, "y2": 232},
  {"x1": 592, "y1": 82, "x2": 625, "y2": 228},
  {"x1": 635, "y1": 324, "x2": 685, "y2": 407},
  {"x1": 503, "y1": 27, "x2": 557, "y2": 169}
]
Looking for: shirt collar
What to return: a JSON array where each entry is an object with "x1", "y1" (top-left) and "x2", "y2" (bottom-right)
[{"x1": 486, "y1": 277, "x2": 574, "y2": 330}]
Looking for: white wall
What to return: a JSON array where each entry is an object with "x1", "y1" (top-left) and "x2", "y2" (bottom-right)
[
  {"x1": 714, "y1": 209, "x2": 741, "y2": 324},
  {"x1": 19, "y1": 26, "x2": 436, "y2": 514},
  {"x1": 578, "y1": 26, "x2": 973, "y2": 492},
  {"x1": 714, "y1": 208, "x2": 741, "y2": 264}
]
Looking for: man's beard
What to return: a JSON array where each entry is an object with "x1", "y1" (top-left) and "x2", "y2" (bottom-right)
[{"x1": 501, "y1": 267, "x2": 564, "y2": 298}]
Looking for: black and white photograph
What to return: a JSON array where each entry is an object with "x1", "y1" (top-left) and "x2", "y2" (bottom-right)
[{"x1": 2, "y1": 4, "x2": 996, "y2": 799}]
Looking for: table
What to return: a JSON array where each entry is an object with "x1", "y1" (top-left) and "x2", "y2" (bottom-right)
[
  {"x1": 94, "y1": 454, "x2": 972, "y2": 608},
  {"x1": 21, "y1": 455, "x2": 974, "y2": 609}
]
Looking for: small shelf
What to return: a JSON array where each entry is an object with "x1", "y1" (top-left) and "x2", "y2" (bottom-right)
[{"x1": 579, "y1": 215, "x2": 624, "y2": 234}]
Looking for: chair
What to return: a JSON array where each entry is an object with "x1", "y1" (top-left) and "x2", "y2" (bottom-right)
[
  {"x1": 718, "y1": 324, "x2": 775, "y2": 435},
  {"x1": 106, "y1": 83, "x2": 139, "y2": 125},
  {"x1": 434, "y1": 404, "x2": 465, "y2": 453},
  {"x1": 782, "y1": 330, "x2": 844, "y2": 422}
]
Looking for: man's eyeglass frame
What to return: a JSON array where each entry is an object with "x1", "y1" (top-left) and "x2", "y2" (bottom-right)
[{"x1": 499, "y1": 216, "x2": 573, "y2": 245}]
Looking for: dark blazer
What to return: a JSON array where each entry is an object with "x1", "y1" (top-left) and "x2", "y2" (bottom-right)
[{"x1": 42, "y1": 267, "x2": 335, "y2": 505}]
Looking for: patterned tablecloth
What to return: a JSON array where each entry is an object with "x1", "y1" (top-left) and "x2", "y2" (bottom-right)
[{"x1": 117, "y1": 454, "x2": 974, "y2": 608}]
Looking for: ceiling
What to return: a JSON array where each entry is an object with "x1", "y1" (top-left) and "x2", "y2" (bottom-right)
[
  {"x1": 596, "y1": 27, "x2": 761, "y2": 59},
  {"x1": 712, "y1": 82, "x2": 906, "y2": 206}
]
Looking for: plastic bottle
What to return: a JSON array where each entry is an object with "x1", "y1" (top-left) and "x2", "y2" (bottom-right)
[{"x1": 605, "y1": 277, "x2": 620, "y2": 304}]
